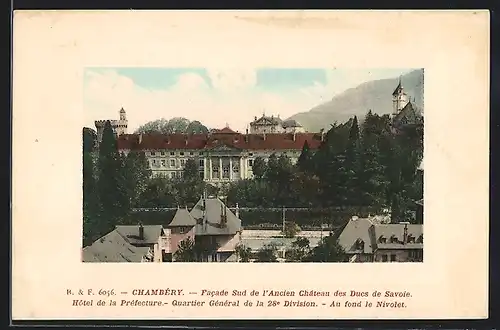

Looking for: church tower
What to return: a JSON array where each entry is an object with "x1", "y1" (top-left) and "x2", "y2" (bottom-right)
[
  {"x1": 116, "y1": 107, "x2": 128, "y2": 136},
  {"x1": 392, "y1": 76, "x2": 409, "y2": 115}
]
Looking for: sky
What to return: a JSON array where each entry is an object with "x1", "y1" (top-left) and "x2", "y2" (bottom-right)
[{"x1": 83, "y1": 67, "x2": 415, "y2": 133}]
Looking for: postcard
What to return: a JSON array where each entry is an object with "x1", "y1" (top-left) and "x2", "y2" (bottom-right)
[{"x1": 12, "y1": 10, "x2": 489, "y2": 320}]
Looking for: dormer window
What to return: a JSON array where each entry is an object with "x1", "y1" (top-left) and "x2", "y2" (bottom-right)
[
  {"x1": 407, "y1": 234, "x2": 416, "y2": 243},
  {"x1": 390, "y1": 235, "x2": 398, "y2": 243},
  {"x1": 378, "y1": 236, "x2": 386, "y2": 244},
  {"x1": 417, "y1": 234, "x2": 423, "y2": 243},
  {"x1": 355, "y1": 239, "x2": 365, "y2": 251}
]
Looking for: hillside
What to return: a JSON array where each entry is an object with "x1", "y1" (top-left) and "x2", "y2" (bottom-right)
[{"x1": 287, "y1": 69, "x2": 424, "y2": 132}]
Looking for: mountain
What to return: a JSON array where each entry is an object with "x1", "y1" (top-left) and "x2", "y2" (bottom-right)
[{"x1": 287, "y1": 69, "x2": 424, "y2": 132}]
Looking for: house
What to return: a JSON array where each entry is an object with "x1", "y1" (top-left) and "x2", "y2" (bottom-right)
[
  {"x1": 115, "y1": 224, "x2": 171, "y2": 262},
  {"x1": 165, "y1": 207, "x2": 197, "y2": 260},
  {"x1": 82, "y1": 230, "x2": 153, "y2": 263},
  {"x1": 189, "y1": 196, "x2": 242, "y2": 262},
  {"x1": 338, "y1": 217, "x2": 423, "y2": 263}
]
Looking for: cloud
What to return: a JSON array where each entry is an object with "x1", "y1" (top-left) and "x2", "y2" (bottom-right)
[{"x1": 83, "y1": 68, "x2": 333, "y2": 133}]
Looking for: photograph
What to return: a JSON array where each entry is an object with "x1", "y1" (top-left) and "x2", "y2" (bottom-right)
[{"x1": 81, "y1": 67, "x2": 424, "y2": 263}]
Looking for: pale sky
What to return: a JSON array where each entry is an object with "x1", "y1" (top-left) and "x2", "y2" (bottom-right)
[{"x1": 83, "y1": 67, "x2": 415, "y2": 133}]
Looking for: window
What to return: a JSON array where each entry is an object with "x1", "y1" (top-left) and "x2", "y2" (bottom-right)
[
  {"x1": 390, "y1": 254, "x2": 397, "y2": 262},
  {"x1": 199, "y1": 159, "x2": 204, "y2": 167},
  {"x1": 150, "y1": 151, "x2": 156, "y2": 156},
  {"x1": 179, "y1": 227, "x2": 185, "y2": 234},
  {"x1": 160, "y1": 151, "x2": 165, "y2": 156},
  {"x1": 152, "y1": 159, "x2": 158, "y2": 167},
  {"x1": 199, "y1": 152, "x2": 203, "y2": 156},
  {"x1": 170, "y1": 159, "x2": 176, "y2": 167},
  {"x1": 180, "y1": 152, "x2": 185, "y2": 156},
  {"x1": 249, "y1": 153, "x2": 253, "y2": 156},
  {"x1": 199, "y1": 171, "x2": 204, "y2": 179},
  {"x1": 161, "y1": 160, "x2": 166, "y2": 167},
  {"x1": 190, "y1": 152, "x2": 194, "y2": 156},
  {"x1": 170, "y1": 151, "x2": 175, "y2": 156},
  {"x1": 180, "y1": 159, "x2": 186, "y2": 167},
  {"x1": 249, "y1": 159, "x2": 254, "y2": 166},
  {"x1": 382, "y1": 255, "x2": 388, "y2": 262},
  {"x1": 211, "y1": 253, "x2": 218, "y2": 262},
  {"x1": 171, "y1": 172, "x2": 176, "y2": 179}
]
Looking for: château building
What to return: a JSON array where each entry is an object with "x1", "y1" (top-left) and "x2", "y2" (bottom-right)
[
  {"x1": 117, "y1": 125, "x2": 324, "y2": 184},
  {"x1": 249, "y1": 113, "x2": 305, "y2": 134},
  {"x1": 95, "y1": 107, "x2": 128, "y2": 143}
]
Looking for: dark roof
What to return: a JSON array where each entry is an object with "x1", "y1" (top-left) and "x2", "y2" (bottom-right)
[
  {"x1": 338, "y1": 218, "x2": 423, "y2": 254},
  {"x1": 372, "y1": 224, "x2": 423, "y2": 250},
  {"x1": 82, "y1": 230, "x2": 151, "y2": 262},
  {"x1": 215, "y1": 127, "x2": 237, "y2": 134},
  {"x1": 117, "y1": 132, "x2": 323, "y2": 151},
  {"x1": 190, "y1": 197, "x2": 242, "y2": 236},
  {"x1": 392, "y1": 101, "x2": 422, "y2": 128},
  {"x1": 168, "y1": 208, "x2": 197, "y2": 227},
  {"x1": 250, "y1": 115, "x2": 283, "y2": 126},
  {"x1": 115, "y1": 225, "x2": 164, "y2": 245},
  {"x1": 392, "y1": 80, "x2": 404, "y2": 96}
]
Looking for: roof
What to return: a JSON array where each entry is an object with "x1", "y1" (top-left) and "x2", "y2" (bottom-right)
[
  {"x1": 190, "y1": 197, "x2": 242, "y2": 236},
  {"x1": 392, "y1": 79, "x2": 405, "y2": 96},
  {"x1": 250, "y1": 115, "x2": 283, "y2": 126},
  {"x1": 82, "y1": 230, "x2": 151, "y2": 262},
  {"x1": 392, "y1": 101, "x2": 422, "y2": 128},
  {"x1": 372, "y1": 224, "x2": 423, "y2": 250},
  {"x1": 117, "y1": 132, "x2": 323, "y2": 151},
  {"x1": 338, "y1": 218, "x2": 376, "y2": 254},
  {"x1": 337, "y1": 218, "x2": 424, "y2": 254},
  {"x1": 282, "y1": 119, "x2": 303, "y2": 128},
  {"x1": 115, "y1": 225, "x2": 164, "y2": 245},
  {"x1": 168, "y1": 208, "x2": 197, "y2": 227},
  {"x1": 119, "y1": 107, "x2": 126, "y2": 113},
  {"x1": 215, "y1": 127, "x2": 237, "y2": 134}
]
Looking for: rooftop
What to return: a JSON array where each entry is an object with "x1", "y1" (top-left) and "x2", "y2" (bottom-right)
[
  {"x1": 82, "y1": 230, "x2": 151, "y2": 262},
  {"x1": 190, "y1": 197, "x2": 242, "y2": 236}
]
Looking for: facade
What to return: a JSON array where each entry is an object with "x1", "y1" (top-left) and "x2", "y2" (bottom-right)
[
  {"x1": 189, "y1": 196, "x2": 242, "y2": 262},
  {"x1": 95, "y1": 107, "x2": 128, "y2": 143},
  {"x1": 117, "y1": 127, "x2": 324, "y2": 183},
  {"x1": 337, "y1": 217, "x2": 423, "y2": 263},
  {"x1": 82, "y1": 224, "x2": 170, "y2": 262},
  {"x1": 249, "y1": 114, "x2": 306, "y2": 134},
  {"x1": 165, "y1": 207, "x2": 197, "y2": 258}
]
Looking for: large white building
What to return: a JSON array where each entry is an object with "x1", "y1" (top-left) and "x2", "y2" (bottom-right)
[{"x1": 117, "y1": 125, "x2": 324, "y2": 183}]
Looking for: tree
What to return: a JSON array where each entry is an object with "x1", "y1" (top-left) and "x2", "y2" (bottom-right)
[
  {"x1": 252, "y1": 156, "x2": 267, "y2": 180},
  {"x1": 297, "y1": 140, "x2": 312, "y2": 173},
  {"x1": 256, "y1": 243, "x2": 278, "y2": 262},
  {"x1": 304, "y1": 235, "x2": 347, "y2": 262},
  {"x1": 83, "y1": 127, "x2": 97, "y2": 153},
  {"x1": 123, "y1": 151, "x2": 152, "y2": 208},
  {"x1": 282, "y1": 221, "x2": 301, "y2": 238},
  {"x1": 186, "y1": 120, "x2": 209, "y2": 134},
  {"x1": 97, "y1": 121, "x2": 128, "y2": 230},
  {"x1": 83, "y1": 149, "x2": 100, "y2": 246},
  {"x1": 286, "y1": 237, "x2": 311, "y2": 262},
  {"x1": 173, "y1": 237, "x2": 197, "y2": 262},
  {"x1": 235, "y1": 244, "x2": 252, "y2": 262}
]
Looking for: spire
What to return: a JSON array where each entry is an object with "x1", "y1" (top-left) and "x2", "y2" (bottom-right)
[{"x1": 392, "y1": 76, "x2": 403, "y2": 96}]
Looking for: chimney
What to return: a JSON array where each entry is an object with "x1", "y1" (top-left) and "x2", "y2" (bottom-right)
[
  {"x1": 401, "y1": 222, "x2": 410, "y2": 244},
  {"x1": 235, "y1": 203, "x2": 240, "y2": 219},
  {"x1": 246, "y1": 128, "x2": 248, "y2": 135},
  {"x1": 263, "y1": 132, "x2": 266, "y2": 141},
  {"x1": 320, "y1": 129, "x2": 325, "y2": 142},
  {"x1": 254, "y1": 116, "x2": 257, "y2": 120},
  {"x1": 139, "y1": 223, "x2": 144, "y2": 240},
  {"x1": 292, "y1": 132, "x2": 296, "y2": 141},
  {"x1": 138, "y1": 133, "x2": 143, "y2": 145}
]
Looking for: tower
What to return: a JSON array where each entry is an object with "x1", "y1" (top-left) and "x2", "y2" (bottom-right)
[
  {"x1": 116, "y1": 107, "x2": 128, "y2": 136},
  {"x1": 392, "y1": 76, "x2": 409, "y2": 115}
]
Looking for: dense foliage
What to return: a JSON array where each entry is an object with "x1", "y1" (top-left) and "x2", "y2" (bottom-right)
[{"x1": 135, "y1": 117, "x2": 209, "y2": 134}]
